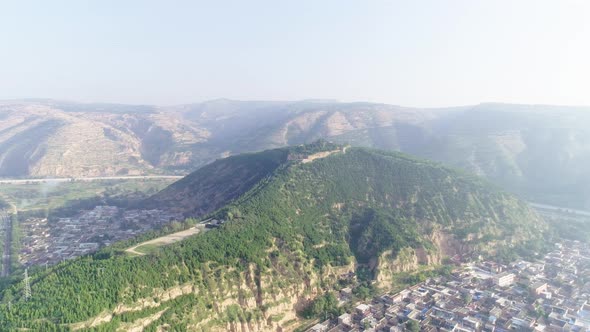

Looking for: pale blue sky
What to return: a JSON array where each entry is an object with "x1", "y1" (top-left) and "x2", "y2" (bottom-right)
[{"x1": 1, "y1": 0, "x2": 589, "y2": 107}]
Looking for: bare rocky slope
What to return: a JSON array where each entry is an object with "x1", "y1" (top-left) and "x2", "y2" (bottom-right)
[{"x1": 0, "y1": 99, "x2": 441, "y2": 178}]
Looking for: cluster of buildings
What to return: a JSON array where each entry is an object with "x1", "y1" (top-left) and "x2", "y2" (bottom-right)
[
  {"x1": 19, "y1": 205, "x2": 183, "y2": 266},
  {"x1": 309, "y1": 240, "x2": 590, "y2": 332}
]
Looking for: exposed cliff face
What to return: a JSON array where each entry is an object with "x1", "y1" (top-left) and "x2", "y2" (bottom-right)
[
  {"x1": 74, "y1": 260, "x2": 355, "y2": 332},
  {"x1": 428, "y1": 228, "x2": 466, "y2": 258},
  {"x1": 374, "y1": 227, "x2": 481, "y2": 289}
]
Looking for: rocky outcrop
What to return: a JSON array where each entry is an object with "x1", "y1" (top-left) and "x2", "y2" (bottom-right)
[
  {"x1": 375, "y1": 230, "x2": 466, "y2": 289},
  {"x1": 375, "y1": 247, "x2": 420, "y2": 288},
  {"x1": 80, "y1": 259, "x2": 355, "y2": 332}
]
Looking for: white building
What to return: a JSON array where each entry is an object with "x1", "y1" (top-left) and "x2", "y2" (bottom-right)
[{"x1": 493, "y1": 272, "x2": 515, "y2": 287}]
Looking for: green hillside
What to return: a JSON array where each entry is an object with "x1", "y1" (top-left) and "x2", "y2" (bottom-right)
[
  {"x1": 148, "y1": 147, "x2": 290, "y2": 216},
  {"x1": 0, "y1": 143, "x2": 545, "y2": 331}
]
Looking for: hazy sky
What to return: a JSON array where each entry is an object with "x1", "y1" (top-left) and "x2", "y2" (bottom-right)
[{"x1": 1, "y1": 0, "x2": 589, "y2": 107}]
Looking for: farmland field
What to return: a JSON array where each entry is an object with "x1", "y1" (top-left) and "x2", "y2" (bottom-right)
[{"x1": 0, "y1": 178, "x2": 177, "y2": 212}]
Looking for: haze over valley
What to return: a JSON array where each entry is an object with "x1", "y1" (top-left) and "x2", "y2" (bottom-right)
[{"x1": 1, "y1": 1, "x2": 589, "y2": 331}]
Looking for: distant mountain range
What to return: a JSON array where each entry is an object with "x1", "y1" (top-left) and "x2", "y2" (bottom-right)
[
  {"x1": 1, "y1": 99, "x2": 589, "y2": 208},
  {"x1": 0, "y1": 143, "x2": 545, "y2": 330}
]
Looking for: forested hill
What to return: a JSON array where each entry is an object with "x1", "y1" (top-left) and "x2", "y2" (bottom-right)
[
  {"x1": 147, "y1": 147, "x2": 290, "y2": 216},
  {"x1": 0, "y1": 143, "x2": 546, "y2": 331}
]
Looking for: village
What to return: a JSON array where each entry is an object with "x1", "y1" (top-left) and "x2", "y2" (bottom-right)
[
  {"x1": 18, "y1": 205, "x2": 184, "y2": 266},
  {"x1": 309, "y1": 240, "x2": 590, "y2": 332}
]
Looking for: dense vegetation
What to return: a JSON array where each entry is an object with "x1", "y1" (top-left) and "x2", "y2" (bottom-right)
[
  {"x1": 0, "y1": 144, "x2": 544, "y2": 330},
  {"x1": 148, "y1": 146, "x2": 292, "y2": 216}
]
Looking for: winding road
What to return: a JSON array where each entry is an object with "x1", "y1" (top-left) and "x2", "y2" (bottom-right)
[
  {"x1": 530, "y1": 202, "x2": 590, "y2": 217},
  {"x1": 125, "y1": 225, "x2": 204, "y2": 256}
]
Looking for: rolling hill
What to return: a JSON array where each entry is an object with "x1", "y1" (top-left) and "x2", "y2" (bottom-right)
[
  {"x1": 0, "y1": 143, "x2": 546, "y2": 331},
  {"x1": 1, "y1": 99, "x2": 589, "y2": 208}
]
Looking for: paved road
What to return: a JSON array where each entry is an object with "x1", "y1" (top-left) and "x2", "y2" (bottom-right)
[
  {"x1": 0, "y1": 175, "x2": 184, "y2": 185},
  {"x1": 530, "y1": 202, "x2": 590, "y2": 217},
  {"x1": 125, "y1": 225, "x2": 204, "y2": 256}
]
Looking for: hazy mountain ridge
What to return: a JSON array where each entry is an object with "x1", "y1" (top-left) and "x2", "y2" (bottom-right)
[
  {"x1": 0, "y1": 99, "x2": 442, "y2": 177},
  {"x1": 0, "y1": 143, "x2": 545, "y2": 330},
  {"x1": 1, "y1": 99, "x2": 589, "y2": 208}
]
